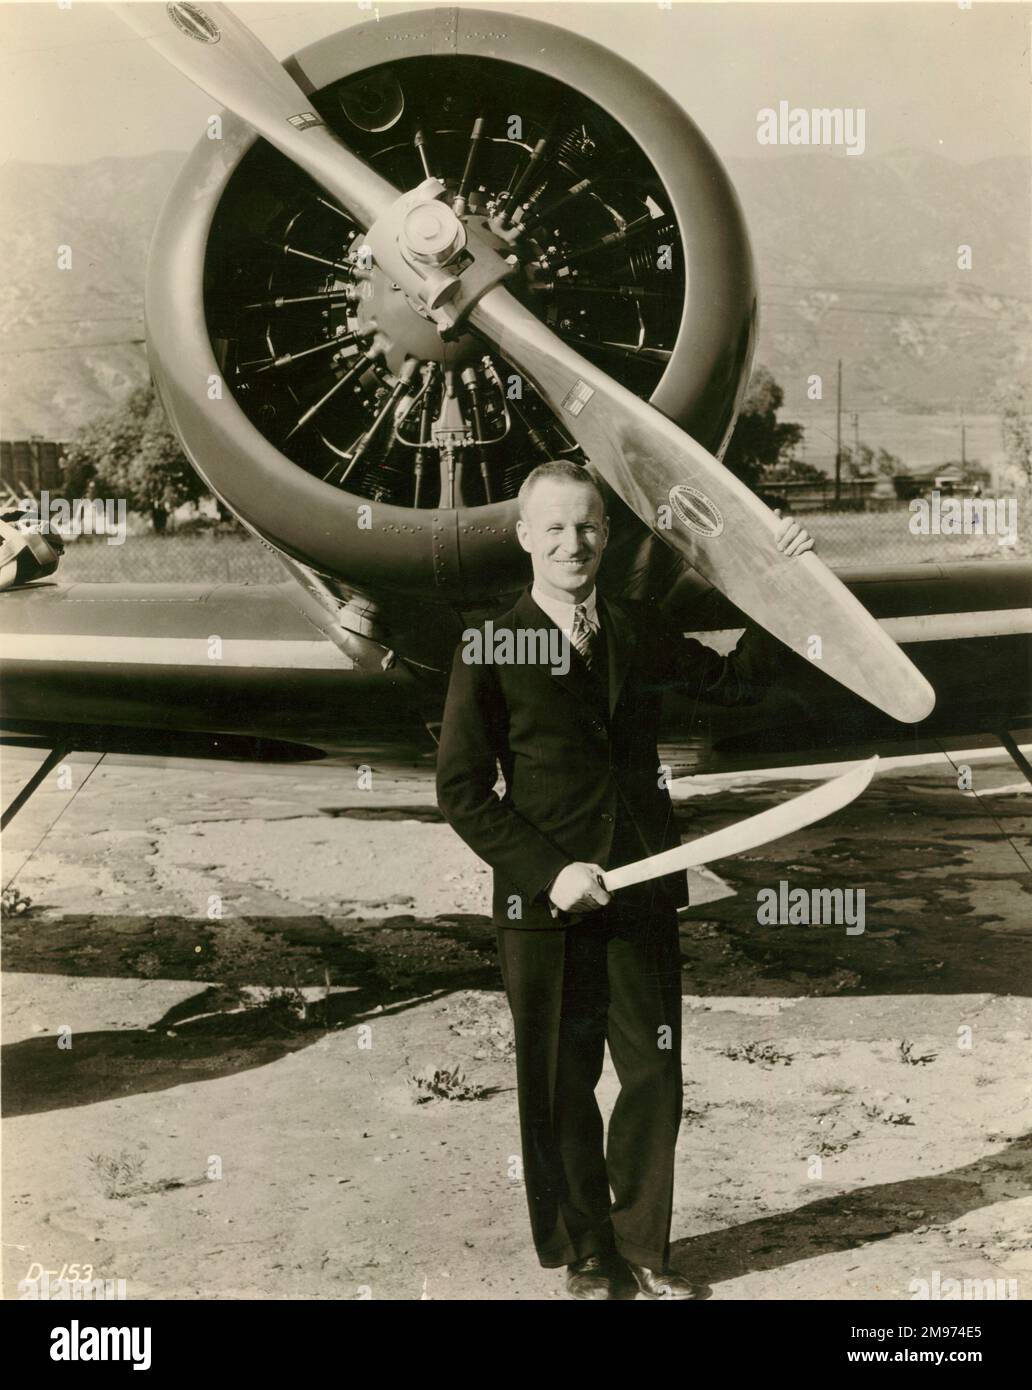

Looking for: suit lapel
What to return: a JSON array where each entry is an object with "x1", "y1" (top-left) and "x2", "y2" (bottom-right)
[{"x1": 600, "y1": 595, "x2": 636, "y2": 716}]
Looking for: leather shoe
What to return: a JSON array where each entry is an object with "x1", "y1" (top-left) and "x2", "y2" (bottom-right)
[
  {"x1": 565, "y1": 1252, "x2": 616, "y2": 1300},
  {"x1": 623, "y1": 1261, "x2": 696, "y2": 1299}
]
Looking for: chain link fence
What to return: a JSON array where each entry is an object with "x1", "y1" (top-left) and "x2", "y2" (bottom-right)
[
  {"x1": 50, "y1": 503, "x2": 1029, "y2": 584},
  {"x1": 55, "y1": 532, "x2": 286, "y2": 584},
  {"x1": 801, "y1": 506, "x2": 1029, "y2": 567}
]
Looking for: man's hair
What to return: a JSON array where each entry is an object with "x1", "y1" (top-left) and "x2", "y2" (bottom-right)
[{"x1": 516, "y1": 461, "x2": 607, "y2": 519}]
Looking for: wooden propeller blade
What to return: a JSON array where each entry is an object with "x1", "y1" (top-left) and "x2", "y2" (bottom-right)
[
  {"x1": 602, "y1": 757, "x2": 879, "y2": 889},
  {"x1": 110, "y1": 1, "x2": 397, "y2": 229},
  {"x1": 469, "y1": 287, "x2": 935, "y2": 724}
]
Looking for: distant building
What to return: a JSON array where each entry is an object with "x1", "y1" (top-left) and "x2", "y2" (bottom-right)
[
  {"x1": 892, "y1": 462, "x2": 991, "y2": 501},
  {"x1": 758, "y1": 473, "x2": 880, "y2": 513},
  {"x1": 0, "y1": 439, "x2": 68, "y2": 495}
]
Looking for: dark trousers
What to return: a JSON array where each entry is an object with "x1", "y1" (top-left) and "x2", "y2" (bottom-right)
[{"x1": 496, "y1": 892, "x2": 683, "y2": 1269}]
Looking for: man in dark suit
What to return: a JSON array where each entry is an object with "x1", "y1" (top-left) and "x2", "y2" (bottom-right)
[{"x1": 435, "y1": 460, "x2": 813, "y2": 1299}]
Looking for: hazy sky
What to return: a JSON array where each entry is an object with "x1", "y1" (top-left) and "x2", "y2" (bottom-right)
[{"x1": 0, "y1": 0, "x2": 1028, "y2": 167}]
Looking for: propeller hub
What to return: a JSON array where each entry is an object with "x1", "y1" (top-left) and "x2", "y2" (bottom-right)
[
  {"x1": 401, "y1": 202, "x2": 464, "y2": 266},
  {"x1": 356, "y1": 183, "x2": 522, "y2": 373},
  {"x1": 354, "y1": 267, "x2": 480, "y2": 373}
]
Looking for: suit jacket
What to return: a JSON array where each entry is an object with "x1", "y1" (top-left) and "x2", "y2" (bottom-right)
[{"x1": 435, "y1": 585, "x2": 779, "y2": 930}]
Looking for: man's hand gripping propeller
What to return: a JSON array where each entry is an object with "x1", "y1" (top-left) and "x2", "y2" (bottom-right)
[{"x1": 549, "y1": 757, "x2": 879, "y2": 916}]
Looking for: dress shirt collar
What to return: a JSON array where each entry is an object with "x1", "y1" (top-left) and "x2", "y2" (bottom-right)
[{"x1": 530, "y1": 582, "x2": 599, "y2": 633}]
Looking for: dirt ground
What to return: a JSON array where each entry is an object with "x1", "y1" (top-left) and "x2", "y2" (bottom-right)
[{"x1": 2, "y1": 747, "x2": 1030, "y2": 1301}]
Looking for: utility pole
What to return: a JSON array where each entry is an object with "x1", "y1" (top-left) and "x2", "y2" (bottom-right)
[
  {"x1": 834, "y1": 358, "x2": 842, "y2": 503},
  {"x1": 961, "y1": 418, "x2": 967, "y2": 468},
  {"x1": 852, "y1": 411, "x2": 861, "y2": 476}
]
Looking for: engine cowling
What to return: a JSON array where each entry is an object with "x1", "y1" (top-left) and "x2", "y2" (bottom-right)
[{"x1": 147, "y1": 5, "x2": 756, "y2": 606}]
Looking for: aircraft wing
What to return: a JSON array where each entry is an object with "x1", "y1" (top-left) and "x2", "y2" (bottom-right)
[{"x1": 2, "y1": 562, "x2": 1029, "y2": 804}]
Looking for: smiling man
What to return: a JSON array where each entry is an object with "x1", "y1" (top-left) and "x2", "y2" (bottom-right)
[{"x1": 435, "y1": 460, "x2": 813, "y2": 1299}]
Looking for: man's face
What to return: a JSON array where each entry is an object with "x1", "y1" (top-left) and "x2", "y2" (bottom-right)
[{"x1": 516, "y1": 478, "x2": 609, "y2": 603}]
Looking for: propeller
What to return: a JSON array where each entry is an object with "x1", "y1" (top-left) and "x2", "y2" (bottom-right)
[
  {"x1": 111, "y1": 1, "x2": 935, "y2": 725},
  {"x1": 110, "y1": 1, "x2": 397, "y2": 229},
  {"x1": 468, "y1": 288, "x2": 936, "y2": 723}
]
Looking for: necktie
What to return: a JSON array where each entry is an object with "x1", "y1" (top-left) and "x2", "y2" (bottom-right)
[{"x1": 570, "y1": 603, "x2": 597, "y2": 672}]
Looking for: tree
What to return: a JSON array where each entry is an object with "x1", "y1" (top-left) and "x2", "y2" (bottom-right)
[
  {"x1": 723, "y1": 366, "x2": 804, "y2": 492},
  {"x1": 841, "y1": 442, "x2": 875, "y2": 479},
  {"x1": 876, "y1": 447, "x2": 902, "y2": 478},
  {"x1": 762, "y1": 458, "x2": 824, "y2": 483},
  {"x1": 62, "y1": 383, "x2": 206, "y2": 532},
  {"x1": 1000, "y1": 390, "x2": 1032, "y2": 488},
  {"x1": 784, "y1": 459, "x2": 825, "y2": 482}
]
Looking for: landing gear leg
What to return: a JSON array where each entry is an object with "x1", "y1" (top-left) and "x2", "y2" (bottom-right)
[
  {"x1": 999, "y1": 730, "x2": 1032, "y2": 788},
  {"x1": 1, "y1": 739, "x2": 73, "y2": 830}
]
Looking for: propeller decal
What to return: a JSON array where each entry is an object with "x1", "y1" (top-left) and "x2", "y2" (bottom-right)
[
  {"x1": 669, "y1": 484, "x2": 725, "y2": 538},
  {"x1": 167, "y1": 3, "x2": 221, "y2": 44}
]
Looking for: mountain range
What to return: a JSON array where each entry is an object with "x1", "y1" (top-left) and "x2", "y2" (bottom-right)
[{"x1": 1, "y1": 148, "x2": 1027, "y2": 445}]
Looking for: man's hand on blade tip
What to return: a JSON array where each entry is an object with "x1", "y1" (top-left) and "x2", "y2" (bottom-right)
[
  {"x1": 773, "y1": 509, "x2": 815, "y2": 557},
  {"x1": 548, "y1": 862, "x2": 612, "y2": 914}
]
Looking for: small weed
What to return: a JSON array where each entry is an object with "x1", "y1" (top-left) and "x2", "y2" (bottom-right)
[
  {"x1": 720, "y1": 1041, "x2": 793, "y2": 1068},
  {"x1": 861, "y1": 1099, "x2": 914, "y2": 1126},
  {"x1": 812, "y1": 1137, "x2": 850, "y2": 1156},
  {"x1": 87, "y1": 1150, "x2": 145, "y2": 1200},
  {"x1": 410, "y1": 1067, "x2": 491, "y2": 1103},
  {"x1": 247, "y1": 985, "x2": 319, "y2": 1032},
  {"x1": 2, "y1": 884, "x2": 32, "y2": 916}
]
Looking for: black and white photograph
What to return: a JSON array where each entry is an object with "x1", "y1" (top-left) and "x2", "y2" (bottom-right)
[{"x1": 1, "y1": 0, "x2": 1029, "y2": 1332}]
